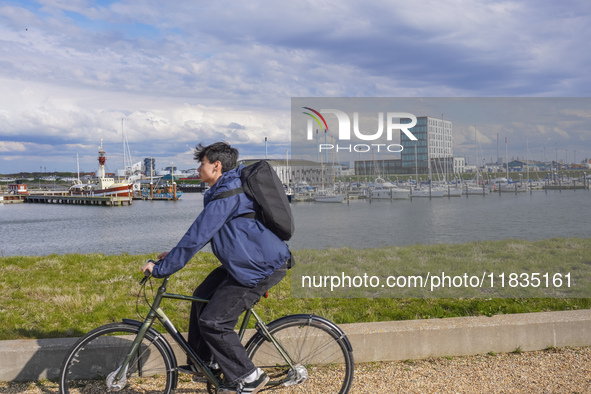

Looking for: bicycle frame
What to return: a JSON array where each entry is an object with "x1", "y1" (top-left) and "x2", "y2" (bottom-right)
[{"x1": 113, "y1": 275, "x2": 296, "y2": 389}]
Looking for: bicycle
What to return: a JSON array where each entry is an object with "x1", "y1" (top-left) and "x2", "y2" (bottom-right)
[{"x1": 58, "y1": 260, "x2": 354, "y2": 393}]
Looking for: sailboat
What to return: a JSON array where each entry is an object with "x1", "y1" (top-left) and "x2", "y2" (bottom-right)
[
  {"x1": 369, "y1": 148, "x2": 410, "y2": 199},
  {"x1": 313, "y1": 189, "x2": 345, "y2": 203},
  {"x1": 69, "y1": 153, "x2": 89, "y2": 194},
  {"x1": 314, "y1": 134, "x2": 344, "y2": 203},
  {"x1": 496, "y1": 137, "x2": 526, "y2": 193},
  {"x1": 411, "y1": 143, "x2": 444, "y2": 197},
  {"x1": 370, "y1": 177, "x2": 410, "y2": 199},
  {"x1": 463, "y1": 126, "x2": 488, "y2": 195},
  {"x1": 411, "y1": 184, "x2": 445, "y2": 198}
]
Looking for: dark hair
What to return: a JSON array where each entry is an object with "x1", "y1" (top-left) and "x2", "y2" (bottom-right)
[{"x1": 194, "y1": 142, "x2": 239, "y2": 173}]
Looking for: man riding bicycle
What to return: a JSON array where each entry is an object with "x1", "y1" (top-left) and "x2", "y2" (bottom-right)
[{"x1": 141, "y1": 142, "x2": 291, "y2": 394}]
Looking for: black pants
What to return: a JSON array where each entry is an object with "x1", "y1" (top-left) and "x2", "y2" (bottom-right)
[{"x1": 187, "y1": 263, "x2": 287, "y2": 385}]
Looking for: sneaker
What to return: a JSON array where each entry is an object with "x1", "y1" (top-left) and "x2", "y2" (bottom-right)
[{"x1": 218, "y1": 368, "x2": 269, "y2": 394}]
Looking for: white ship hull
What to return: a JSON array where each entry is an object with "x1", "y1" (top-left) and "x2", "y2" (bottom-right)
[
  {"x1": 411, "y1": 188, "x2": 445, "y2": 197},
  {"x1": 314, "y1": 195, "x2": 345, "y2": 203},
  {"x1": 370, "y1": 188, "x2": 410, "y2": 199},
  {"x1": 94, "y1": 183, "x2": 134, "y2": 197}
]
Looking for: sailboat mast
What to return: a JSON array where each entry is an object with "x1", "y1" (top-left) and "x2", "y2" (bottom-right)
[
  {"x1": 415, "y1": 142, "x2": 418, "y2": 186},
  {"x1": 505, "y1": 137, "x2": 509, "y2": 180},
  {"x1": 475, "y1": 125, "x2": 478, "y2": 184},
  {"x1": 526, "y1": 136, "x2": 529, "y2": 188},
  {"x1": 286, "y1": 149, "x2": 290, "y2": 187},
  {"x1": 372, "y1": 146, "x2": 376, "y2": 177},
  {"x1": 442, "y1": 114, "x2": 446, "y2": 183},
  {"x1": 320, "y1": 130, "x2": 325, "y2": 190},
  {"x1": 332, "y1": 135, "x2": 336, "y2": 186},
  {"x1": 122, "y1": 119, "x2": 125, "y2": 178}
]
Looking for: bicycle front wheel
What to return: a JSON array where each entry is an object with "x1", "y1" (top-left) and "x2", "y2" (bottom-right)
[
  {"x1": 59, "y1": 322, "x2": 176, "y2": 393},
  {"x1": 245, "y1": 315, "x2": 354, "y2": 394}
]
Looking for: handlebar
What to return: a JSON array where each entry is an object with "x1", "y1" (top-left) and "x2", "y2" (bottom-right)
[{"x1": 140, "y1": 259, "x2": 162, "y2": 284}]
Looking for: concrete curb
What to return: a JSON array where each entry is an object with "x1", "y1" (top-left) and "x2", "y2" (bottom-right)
[
  {"x1": 1, "y1": 309, "x2": 590, "y2": 382},
  {"x1": 340, "y1": 309, "x2": 591, "y2": 363}
]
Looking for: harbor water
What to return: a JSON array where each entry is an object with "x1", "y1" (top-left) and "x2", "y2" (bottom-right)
[{"x1": 0, "y1": 190, "x2": 589, "y2": 257}]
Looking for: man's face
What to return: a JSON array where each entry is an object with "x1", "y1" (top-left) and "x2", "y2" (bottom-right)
[{"x1": 198, "y1": 156, "x2": 222, "y2": 185}]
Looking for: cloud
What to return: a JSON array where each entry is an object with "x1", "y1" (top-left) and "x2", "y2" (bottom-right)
[
  {"x1": 1, "y1": 0, "x2": 590, "y2": 172},
  {"x1": 227, "y1": 122, "x2": 246, "y2": 130},
  {"x1": 0, "y1": 141, "x2": 27, "y2": 152},
  {"x1": 561, "y1": 109, "x2": 591, "y2": 118}
]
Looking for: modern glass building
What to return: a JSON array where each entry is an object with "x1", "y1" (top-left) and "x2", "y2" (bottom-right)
[
  {"x1": 355, "y1": 159, "x2": 402, "y2": 177},
  {"x1": 144, "y1": 157, "x2": 156, "y2": 178},
  {"x1": 400, "y1": 116, "x2": 453, "y2": 176}
]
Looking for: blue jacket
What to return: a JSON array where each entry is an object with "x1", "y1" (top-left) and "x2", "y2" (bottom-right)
[{"x1": 152, "y1": 165, "x2": 291, "y2": 287}]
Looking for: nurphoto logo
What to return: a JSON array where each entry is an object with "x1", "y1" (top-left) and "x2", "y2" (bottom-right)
[{"x1": 302, "y1": 107, "x2": 418, "y2": 153}]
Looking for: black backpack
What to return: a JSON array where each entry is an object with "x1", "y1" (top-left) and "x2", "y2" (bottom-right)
[{"x1": 212, "y1": 160, "x2": 295, "y2": 241}]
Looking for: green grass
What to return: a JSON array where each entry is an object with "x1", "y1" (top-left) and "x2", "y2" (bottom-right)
[
  {"x1": 1, "y1": 238, "x2": 590, "y2": 341},
  {"x1": 291, "y1": 238, "x2": 591, "y2": 298}
]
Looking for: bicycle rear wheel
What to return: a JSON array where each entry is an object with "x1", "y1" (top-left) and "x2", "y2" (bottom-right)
[
  {"x1": 245, "y1": 315, "x2": 354, "y2": 394},
  {"x1": 59, "y1": 322, "x2": 176, "y2": 393}
]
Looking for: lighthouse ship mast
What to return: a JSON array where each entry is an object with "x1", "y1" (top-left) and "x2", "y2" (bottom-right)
[{"x1": 93, "y1": 139, "x2": 133, "y2": 197}]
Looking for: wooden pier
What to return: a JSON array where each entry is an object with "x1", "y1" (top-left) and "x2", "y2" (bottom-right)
[{"x1": 25, "y1": 194, "x2": 132, "y2": 206}]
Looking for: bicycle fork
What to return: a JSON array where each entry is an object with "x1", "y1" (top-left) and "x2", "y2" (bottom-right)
[
  {"x1": 110, "y1": 278, "x2": 172, "y2": 389},
  {"x1": 247, "y1": 309, "x2": 311, "y2": 387},
  {"x1": 248, "y1": 309, "x2": 297, "y2": 371},
  {"x1": 110, "y1": 305, "x2": 162, "y2": 388}
]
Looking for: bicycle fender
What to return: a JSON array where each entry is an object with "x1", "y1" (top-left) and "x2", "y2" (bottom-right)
[{"x1": 248, "y1": 314, "x2": 354, "y2": 353}]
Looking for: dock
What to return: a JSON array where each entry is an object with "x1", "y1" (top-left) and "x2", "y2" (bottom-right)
[
  {"x1": 24, "y1": 194, "x2": 132, "y2": 206},
  {"x1": 0, "y1": 195, "x2": 26, "y2": 204},
  {"x1": 542, "y1": 184, "x2": 588, "y2": 190}
]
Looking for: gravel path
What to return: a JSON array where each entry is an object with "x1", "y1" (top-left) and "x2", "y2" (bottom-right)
[{"x1": 2, "y1": 346, "x2": 590, "y2": 393}]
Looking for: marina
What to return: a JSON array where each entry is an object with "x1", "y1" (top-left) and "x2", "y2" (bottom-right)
[
  {"x1": 0, "y1": 188, "x2": 589, "y2": 258},
  {"x1": 291, "y1": 175, "x2": 589, "y2": 202}
]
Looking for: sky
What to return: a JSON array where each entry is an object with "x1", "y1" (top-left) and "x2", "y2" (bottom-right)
[{"x1": 1, "y1": 0, "x2": 590, "y2": 174}]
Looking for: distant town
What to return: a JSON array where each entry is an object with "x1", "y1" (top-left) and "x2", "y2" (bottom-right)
[{"x1": 2, "y1": 115, "x2": 590, "y2": 201}]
